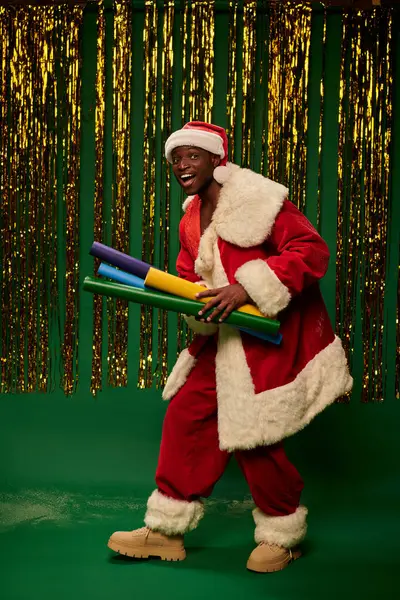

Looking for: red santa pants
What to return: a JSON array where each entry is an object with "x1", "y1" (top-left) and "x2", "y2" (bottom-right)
[{"x1": 155, "y1": 337, "x2": 304, "y2": 517}]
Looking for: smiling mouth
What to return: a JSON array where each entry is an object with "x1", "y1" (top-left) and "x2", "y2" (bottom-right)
[{"x1": 180, "y1": 174, "x2": 196, "y2": 187}]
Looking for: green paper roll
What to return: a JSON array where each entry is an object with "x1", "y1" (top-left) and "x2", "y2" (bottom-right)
[{"x1": 83, "y1": 276, "x2": 280, "y2": 336}]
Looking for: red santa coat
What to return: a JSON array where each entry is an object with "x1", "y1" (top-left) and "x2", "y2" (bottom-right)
[{"x1": 162, "y1": 163, "x2": 353, "y2": 452}]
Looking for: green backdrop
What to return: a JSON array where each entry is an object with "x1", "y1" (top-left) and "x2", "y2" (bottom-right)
[{"x1": 1, "y1": 2, "x2": 400, "y2": 599}]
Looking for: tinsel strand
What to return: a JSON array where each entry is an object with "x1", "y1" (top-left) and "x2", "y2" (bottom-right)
[
  {"x1": 298, "y1": 4, "x2": 311, "y2": 214},
  {"x1": 241, "y1": 0, "x2": 257, "y2": 168},
  {"x1": 91, "y1": 0, "x2": 106, "y2": 396},
  {"x1": 49, "y1": 11, "x2": 61, "y2": 393},
  {"x1": 226, "y1": 0, "x2": 238, "y2": 163},
  {"x1": 267, "y1": 2, "x2": 311, "y2": 209},
  {"x1": 347, "y1": 13, "x2": 362, "y2": 371},
  {"x1": 381, "y1": 11, "x2": 393, "y2": 402},
  {"x1": 316, "y1": 9, "x2": 327, "y2": 231},
  {"x1": 31, "y1": 11, "x2": 43, "y2": 392},
  {"x1": 259, "y1": 0, "x2": 269, "y2": 177},
  {"x1": 288, "y1": 2, "x2": 311, "y2": 211},
  {"x1": 15, "y1": 11, "x2": 30, "y2": 392},
  {"x1": 0, "y1": 8, "x2": 10, "y2": 391},
  {"x1": 267, "y1": 2, "x2": 281, "y2": 182},
  {"x1": 361, "y1": 9, "x2": 392, "y2": 402},
  {"x1": 202, "y1": 0, "x2": 215, "y2": 123},
  {"x1": 61, "y1": 8, "x2": 83, "y2": 394},
  {"x1": 336, "y1": 10, "x2": 358, "y2": 380},
  {"x1": 7, "y1": 10, "x2": 23, "y2": 391},
  {"x1": 108, "y1": 0, "x2": 132, "y2": 388},
  {"x1": 186, "y1": 1, "x2": 214, "y2": 126},
  {"x1": 361, "y1": 12, "x2": 373, "y2": 401},
  {"x1": 281, "y1": 6, "x2": 293, "y2": 193},
  {"x1": 176, "y1": 0, "x2": 190, "y2": 355},
  {"x1": 335, "y1": 11, "x2": 349, "y2": 357},
  {"x1": 36, "y1": 9, "x2": 58, "y2": 392},
  {"x1": 180, "y1": 0, "x2": 189, "y2": 125},
  {"x1": 139, "y1": 0, "x2": 158, "y2": 388},
  {"x1": 156, "y1": 0, "x2": 175, "y2": 388},
  {"x1": 335, "y1": 10, "x2": 354, "y2": 403}
]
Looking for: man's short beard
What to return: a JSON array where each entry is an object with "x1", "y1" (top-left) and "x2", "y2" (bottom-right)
[{"x1": 195, "y1": 175, "x2": 214, "y2": 195}]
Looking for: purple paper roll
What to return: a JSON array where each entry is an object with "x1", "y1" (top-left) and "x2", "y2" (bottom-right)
[{"x1": 90, "y1": 242, "x2": 151, "y2": 279}]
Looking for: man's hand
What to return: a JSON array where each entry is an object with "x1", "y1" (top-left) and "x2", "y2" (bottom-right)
[{"x1": 196, "y1": 284, "x2": 251, "y2": 323}]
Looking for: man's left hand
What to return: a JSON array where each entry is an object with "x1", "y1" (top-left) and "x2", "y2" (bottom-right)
[{"x1": 196, "y1": 284, "x2": 251, "y2": 323}]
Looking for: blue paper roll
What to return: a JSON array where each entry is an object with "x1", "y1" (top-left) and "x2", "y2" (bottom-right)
[
  {"x1": 98, "y1": 263, "x2": 146, "y2": 289},
  {"x1": 239, "y1": 327, "x2": 282, "y2": 346}
]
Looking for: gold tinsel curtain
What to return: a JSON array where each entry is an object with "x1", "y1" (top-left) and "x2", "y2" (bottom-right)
[
  {"x1": 0, "y1": 1, "x2": 398, "y2": 402},
  {"x1": 336, "y1": 9, "x2": 393, "y2": 402},
  {"x1": 0, "y1": 5, "x2": 82, "y2": 394}
]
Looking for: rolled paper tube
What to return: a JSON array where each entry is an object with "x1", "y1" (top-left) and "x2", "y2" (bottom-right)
[
  {"x1": 98, "y1": 265, "x2": 281, "y2": 345},
  {"x1": 83, "y1": 277, "x2": 280, "y2": 336},
  {"x1": 90, "y1": 242, "x2": 151, "y2": 279},
  {"x1": 98, "y1": 263, "x2": 146, "y2": 289},
  {"x1": 144, "y1": 267, "x2": 265, "y2": 318},
  {"x1": 239, "y1": 328, "x2": 282, "y2": 346}
]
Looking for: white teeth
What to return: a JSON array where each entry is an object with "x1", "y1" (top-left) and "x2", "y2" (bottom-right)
[{"x1": 181, "y1": 174, "x2": 194, "y2": 181}]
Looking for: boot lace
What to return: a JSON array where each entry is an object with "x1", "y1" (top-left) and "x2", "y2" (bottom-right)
[{"x1": 131, "y1": 526, "x2": 151, "y2": 538}]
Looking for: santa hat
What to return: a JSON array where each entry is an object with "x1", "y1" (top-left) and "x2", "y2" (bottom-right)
[{"x1": 165, "y1": 121, "x2": 228, "y2": 169}]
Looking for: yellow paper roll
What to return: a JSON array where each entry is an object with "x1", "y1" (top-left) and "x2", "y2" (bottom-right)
[{"x1": 144, "y1": 267, "x2": 265, "y2": 318}]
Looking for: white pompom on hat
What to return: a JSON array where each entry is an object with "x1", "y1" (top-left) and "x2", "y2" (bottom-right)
[{"x1": 213, "y1": 164, "x2": 233, "y2": 185}]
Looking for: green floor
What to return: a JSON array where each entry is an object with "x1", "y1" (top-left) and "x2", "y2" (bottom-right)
[{"x1": 1, "y1": 390, "x2": 400, "y2": 599}]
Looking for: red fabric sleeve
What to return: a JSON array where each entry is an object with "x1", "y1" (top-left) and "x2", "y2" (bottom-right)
[
  {"x1": 220, "y1": 200, "x2": 330, "y2": 317},
  {"x1": 265, "y1": 200, "x2": 330, "y2": 296}
]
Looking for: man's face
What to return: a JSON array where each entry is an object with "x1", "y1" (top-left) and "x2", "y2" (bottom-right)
[{"x1": 171, "y1": 146, "x2": 220, "y2": 195}]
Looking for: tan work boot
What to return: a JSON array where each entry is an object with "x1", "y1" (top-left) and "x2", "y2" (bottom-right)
[
  {"x1": 108, "y1": 526, "x2": 186, "y2": 562},
  {"x1": 247, "y1": 543, "x2": 301, "y2": 573}
]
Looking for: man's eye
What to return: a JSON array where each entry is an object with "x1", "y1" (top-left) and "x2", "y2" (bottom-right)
[{"x1": 190, "y1": 154, "x2": 199, "y2": 159}]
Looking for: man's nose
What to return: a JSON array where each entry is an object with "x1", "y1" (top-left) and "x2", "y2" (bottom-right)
[{"x1": 178, "y1": 159, "x2": 190, "y2": 170}]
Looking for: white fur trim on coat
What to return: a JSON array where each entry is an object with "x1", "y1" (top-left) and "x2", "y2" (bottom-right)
[
  {"x1": 162, "y1": 348, "x2": 196, "y2": 401},
  {"x1": 235, "y1": 258, "x2": 291, "y2": 317},
  {"x1": 253, "y1": 506, "x2": 308, "y2": 548},
  {"x1": 182, "y1": 279, "x2": 219, "y2": 335},
  {"x1": 194, "y1": 224, "x2": 217, "y2": 285},
  {"x1": 183, "y1": 315, "x2": 219, "y2": 336},
  {"x1": 182, "y1": 195, "x2": 195, "y2": 212},
  {"x1": 216, "y1": 329, "x2": 353, "y2": 451},
  {"x1": 145, "y1": 489, "x2": 204, "y2": 535},
  {"x1": 182, "y1": 163, "x2": 288, "y2": 250},
  {"x1": 213, "y1": 163, "x2": 288, "y2": 248}
]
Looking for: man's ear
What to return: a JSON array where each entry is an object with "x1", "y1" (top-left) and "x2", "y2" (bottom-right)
[{"x1": 211, "y1": 154, "x2": 221, "y2": 168}]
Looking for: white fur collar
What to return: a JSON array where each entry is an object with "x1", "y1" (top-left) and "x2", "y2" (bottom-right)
[
  {"x1": 182, "y1": 195, "x2": 195, "y2": 212},
  {"x1": 182, "y1": 163, "x2": 288, "y2": 247}
]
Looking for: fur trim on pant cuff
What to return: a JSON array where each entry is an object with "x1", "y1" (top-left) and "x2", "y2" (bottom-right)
[
  {"x1": 145, "y1": 490, "x2": 204, "y2": 535},
  {"x1": 235, "y1": 259, "x2": 291, "y2": 317},
  {"x1": 253, "y1": 506, "x2": 308, "y2": 548}
]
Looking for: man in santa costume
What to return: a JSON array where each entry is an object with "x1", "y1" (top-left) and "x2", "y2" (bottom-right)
[{"x1": 108, "y1": 122, "x2": 353, "y2": 573}]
